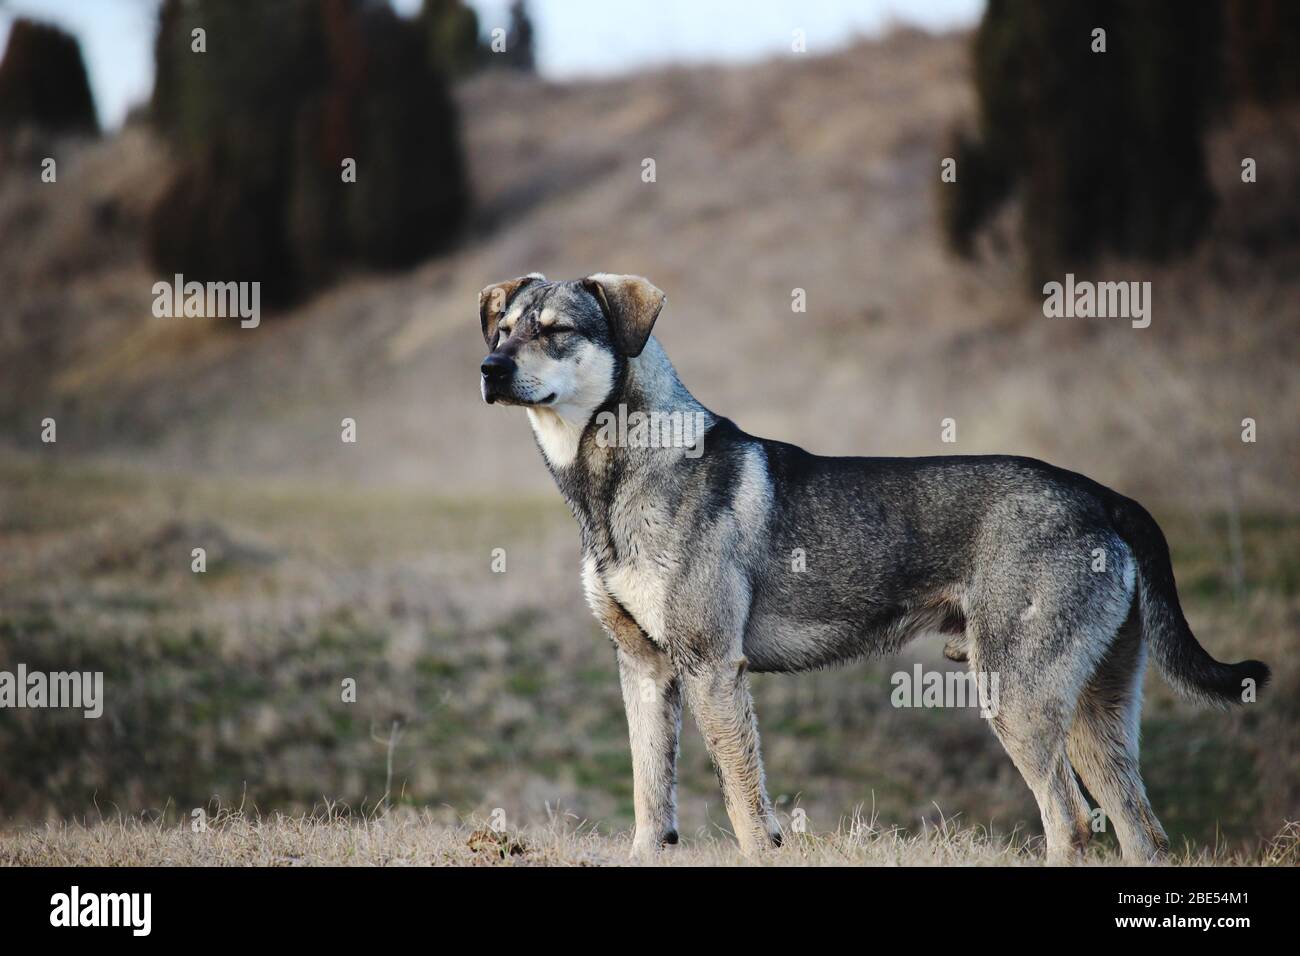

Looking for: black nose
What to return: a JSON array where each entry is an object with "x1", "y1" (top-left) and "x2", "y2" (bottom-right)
[{"x1": 480, "y1": 353, "x2": 516, "y2": 379}]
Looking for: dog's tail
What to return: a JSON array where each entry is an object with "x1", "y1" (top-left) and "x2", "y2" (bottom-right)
[{"x1": 1112, "y1": 496, "x2": 1269, "y2": 707}]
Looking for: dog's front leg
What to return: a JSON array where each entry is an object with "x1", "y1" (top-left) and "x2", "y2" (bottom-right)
[
  {"x1": 585, "y1": 564, "x2": 683, "y2": 856},
  {"x1": 682, "y1": 657, "x2": 781, "y2": 855},
  {"x1": 617, "y1": 646, "x2": 683, "y2": 856}
]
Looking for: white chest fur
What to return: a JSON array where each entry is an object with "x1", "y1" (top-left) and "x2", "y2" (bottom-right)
[
  {"x1": 601, "y1": 560, "x2": 671, "y2": 644},
  {"x1": 526, "y1": 407, "x2": 585, "y2": 467}
]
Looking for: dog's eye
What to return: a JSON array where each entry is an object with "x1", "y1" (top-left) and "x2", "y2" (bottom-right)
[{"x1": 541, "y1": 325, "x2": 574, "y2": 337}]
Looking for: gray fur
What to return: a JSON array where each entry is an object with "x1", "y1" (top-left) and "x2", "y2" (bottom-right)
[{"x1": 479, "y1": 274, "x2": 1269, "y2": 862}]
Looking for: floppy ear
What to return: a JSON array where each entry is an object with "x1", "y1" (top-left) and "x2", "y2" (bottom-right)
[
  {"x1": 478, "y1": 273, "x2": 545, "y2": 346},
  {"x1": 583, "y1": 274, "x2": 666, "y2": 357}
]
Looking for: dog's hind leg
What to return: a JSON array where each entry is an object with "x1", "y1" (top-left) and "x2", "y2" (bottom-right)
[
  {"x1": 1066, "y1": 611, "x2": 1169, "y2": 862},
  {"x1": 682, "y1": 656, "x2": 782, "y2": 855},
  {"x1": 969, "y1": 610, "x2": 1096, "y2": 863},
  {"x1": 978, "y1": 671, "x2": 1092, "y2": 865},
  {"x1": 971, "y1": 529, "x2": 1142, "y2": 863}
]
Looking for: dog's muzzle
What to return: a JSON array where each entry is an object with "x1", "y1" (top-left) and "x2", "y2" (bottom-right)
[{"x1": 480, "y1": 353, "x2": 516, "y2": 404}]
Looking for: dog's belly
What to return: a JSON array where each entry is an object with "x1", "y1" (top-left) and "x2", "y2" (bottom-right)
[
  {"x1": 743, "y1": 613, "x2": 866, "y2": 672},
  {"x1": 743, "y1": 599, "x2": 965, "y2": 673},
  {"x1": 742, "y1": 611, "x2": 908, "y2": 672}
]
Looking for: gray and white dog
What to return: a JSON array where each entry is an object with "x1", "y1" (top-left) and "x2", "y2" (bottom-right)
[{"x1": 478, "y1": 272, "x2": 1269, "y2": 863}]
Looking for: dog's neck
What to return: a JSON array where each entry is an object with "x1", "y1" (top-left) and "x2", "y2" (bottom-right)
[{"x1": 525, "y1": 336, "x2": 710, "y2": 475}]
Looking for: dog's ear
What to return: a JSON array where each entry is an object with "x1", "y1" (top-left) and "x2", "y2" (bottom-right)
[
  {"x1": 479, "y1": 273, "x2": 545, "y2": 346},
  {"x1": 583, "y1": 274, "x2": 666, "y2": 358}
]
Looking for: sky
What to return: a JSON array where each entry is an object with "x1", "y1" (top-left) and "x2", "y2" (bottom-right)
[{"x1": 0, "y1": 0, "x2": 982, "y2": 130}]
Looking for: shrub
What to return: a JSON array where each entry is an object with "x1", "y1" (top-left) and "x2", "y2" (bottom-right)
[
  {"x1": 421, "y1": 0, "x2": 487, "y2": 77},
  {"x1": 147, "y1": 0, "x2": 470, "y2": 308},
  {"x1": 1223, "y1": 0, "x2": 1300, "y2": 105},
  {"x1": 945, "y1": 0, "x2": 1220, "y2": 284},
  {"x1": 501, "y1": 1, "x2": 537, "y2": 73},
  {"x1": 0, "y1": 18, "x2": 98, "y2": 135}
]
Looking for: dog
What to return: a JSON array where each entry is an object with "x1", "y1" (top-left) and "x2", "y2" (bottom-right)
[{"x1": 478, "y1": 272, "x2": 1269, "y2": 863}]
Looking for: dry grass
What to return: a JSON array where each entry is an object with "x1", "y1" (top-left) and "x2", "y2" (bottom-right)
[{"x1": 4, "y1": 808, "x2": 1296, "y2": 867}]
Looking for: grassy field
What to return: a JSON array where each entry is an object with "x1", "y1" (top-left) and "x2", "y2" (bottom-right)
[{"x1": 1, "y1": 456, "x2": 1295, "y2": 865}]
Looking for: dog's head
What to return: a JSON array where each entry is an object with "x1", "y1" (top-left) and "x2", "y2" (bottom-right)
[{"x1": 478, "y1": 273, "x2": 665, "y2": 415}]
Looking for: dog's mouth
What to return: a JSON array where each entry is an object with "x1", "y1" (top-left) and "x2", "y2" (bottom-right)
[{"x1": 484, "y1": 389, "x2": 557, "y2": 407}]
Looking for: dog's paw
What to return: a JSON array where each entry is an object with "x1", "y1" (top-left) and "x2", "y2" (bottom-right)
[{"x1": 630, "y1": 828, "x2": 678, "y2": 858}]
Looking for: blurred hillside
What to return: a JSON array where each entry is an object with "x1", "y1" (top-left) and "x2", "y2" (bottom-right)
[{"x1": 3, "y1": 28, "x2": 1297, "y2": 512}]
